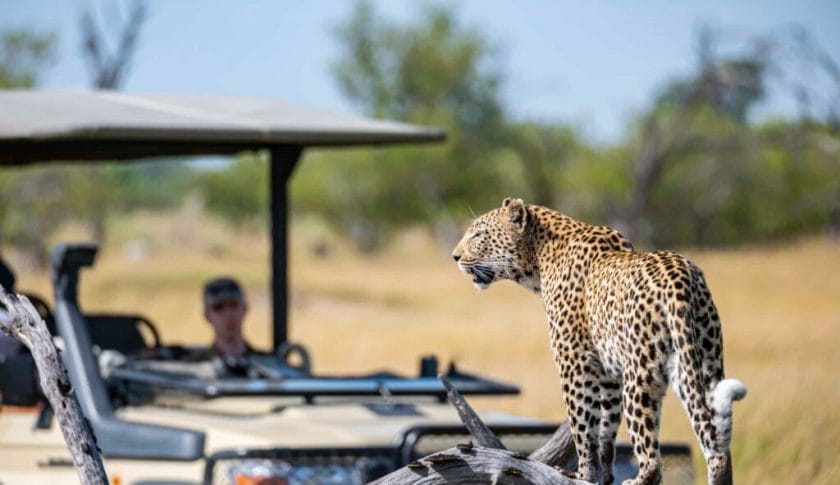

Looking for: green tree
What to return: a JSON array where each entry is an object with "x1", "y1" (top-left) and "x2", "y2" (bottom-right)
[
  {"x1": 0, "y1": 29, "x2": 55, "y2": 88},
  {"x1": 0, "y1": 29, "x2": 58, "y2": 267},
  {"x1": 612, "y1": 25, "x2": 839, "y2": 247},
  {"x1": 298, "y1": 1, "x2": 513, "y2": 249},
  {"x1": 506, "y1": 122, "x2": 581, "y2": 208},
  {"x1": 0, "y1": 27, "x2": 192, "y2": 266},
  {"x1": 77, "y1": 0, "x2": 150, "y2": 243},
  {"x1": 196, "y1": 153, "x2": 269, "y2": 226}
]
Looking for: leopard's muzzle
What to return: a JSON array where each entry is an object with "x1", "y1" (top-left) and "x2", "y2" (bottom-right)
[{"x1": 464, "y1": 263, "x2": 495, "y2": 290}]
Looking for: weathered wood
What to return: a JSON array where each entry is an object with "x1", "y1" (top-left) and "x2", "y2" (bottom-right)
[
  {"x1": 0, "y1": 287, "x2": 108, "y2": 485},
  {"x1": 370, "y1": 445, "x2": 590, "y2": 485},
  {"x1": 528, "y1": 420, "x2": 575, "y2": 467},
  {"x1": 370, "y1": 375, "x2": 587, "y2": 484},
  {"x1": 439, "y1": 374, "x2": 507, "y2": 450},
  {"x1": 440, "y1": 373, "x2": 576, "y2": 466}
]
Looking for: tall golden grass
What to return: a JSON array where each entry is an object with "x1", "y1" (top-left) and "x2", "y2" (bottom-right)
[{"x1": 11, "y1": 211, "x2": 839, "y2": 484}]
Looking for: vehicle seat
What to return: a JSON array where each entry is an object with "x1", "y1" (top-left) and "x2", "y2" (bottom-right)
[
  {"x1": 0, "y1": 255, "x2": 56, "y2": 334},
  {"x1": 85, "y1": 314, "x2": 161, "y2": 355}
]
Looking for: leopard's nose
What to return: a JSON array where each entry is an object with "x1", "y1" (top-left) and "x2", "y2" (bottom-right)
[{"x1": 453, "y1": 254, "x2": 461, "y2": 262}]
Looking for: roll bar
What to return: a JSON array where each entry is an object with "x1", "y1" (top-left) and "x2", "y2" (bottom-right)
[{"x1": 51, "y1": 243, "x2": 205, "y2": 461}]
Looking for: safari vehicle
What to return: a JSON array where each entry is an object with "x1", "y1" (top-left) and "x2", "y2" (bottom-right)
[{"x1": 0, "y1": 91, "x2": 693, "y2": 484}]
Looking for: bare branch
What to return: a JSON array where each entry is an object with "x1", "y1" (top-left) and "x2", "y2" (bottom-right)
[
  {"x1": 79, "y1": 0, "x2": 147, "y2": 89},
  {"x1": 372, "y1": 376, "x2": 584, "y2": 483},
  {"x1": 0, "y1": 287, "x2": 107, "y2": 485},
  {"x1": 439, "y1": 374, "x2": 506, "y2": 450}
]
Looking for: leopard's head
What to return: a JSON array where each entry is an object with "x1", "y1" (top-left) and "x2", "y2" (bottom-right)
[{"x1": 451, "y1": 197, "x2": 538, "y2": 291}]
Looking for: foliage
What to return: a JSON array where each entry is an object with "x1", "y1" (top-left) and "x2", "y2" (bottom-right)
[
  {"x1": 202, "y1": 5, "x2": 840, "y2": 252},
  {"x1": 0, "y1": 25, "x2": 191, "y2": 267},
  {"x1": 0, "y1": 29, "x2": 58, "y2": 266},
  {"x1": 597, "y1": 24, "x2": 839, "y2": 247},
  {"x1": 0, "y1": 161, "x2": 195, "y2": 266},
  {"x1": 1, "y1": 11, "x2": 837, "y2": 261},
  {"x1": 308, "y1": 1, "x2": 512, "y2": 248},
  {"x1": 0, "y1": 29, "x2": 55, "y2": 88},
  {"x1": 195, "y1": 153, "x2": 269, "y2": 226}
]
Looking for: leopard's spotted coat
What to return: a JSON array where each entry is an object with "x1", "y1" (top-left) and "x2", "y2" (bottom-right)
[{"x1": 452, "y1": 198, "x2": 746, "y2": 485}]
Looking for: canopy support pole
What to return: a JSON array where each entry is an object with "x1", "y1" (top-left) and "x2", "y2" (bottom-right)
[{"x1": 269, "y1": 146, "x2": 303, "y2": 350}]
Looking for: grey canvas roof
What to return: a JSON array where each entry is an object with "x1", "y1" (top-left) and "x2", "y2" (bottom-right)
[{"x1": 0, "y1": 90, "x2": 445, "y2": 164}]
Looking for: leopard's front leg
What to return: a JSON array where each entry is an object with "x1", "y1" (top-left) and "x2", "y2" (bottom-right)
[{"x1": 560, "y1": 358, "x2": 602, "y2": 483}]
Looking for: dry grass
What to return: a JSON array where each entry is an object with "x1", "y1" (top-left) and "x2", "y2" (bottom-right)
[{"x1": 10, "y1": 211, "x2": 839, "y2": 484}]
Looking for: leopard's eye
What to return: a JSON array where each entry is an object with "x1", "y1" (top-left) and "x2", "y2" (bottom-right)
[{"x1": 469, "y1": 232, "x2": 486, "y2": 252}]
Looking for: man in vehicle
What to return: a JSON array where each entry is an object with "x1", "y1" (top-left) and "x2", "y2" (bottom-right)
[{"x1": 201, "y1": 276, "x2": 262, "y2": 359}]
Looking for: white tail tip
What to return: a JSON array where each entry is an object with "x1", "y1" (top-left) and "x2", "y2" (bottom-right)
[{"x1": 711, "y1": 378, "x2": 747, "y2": 415}]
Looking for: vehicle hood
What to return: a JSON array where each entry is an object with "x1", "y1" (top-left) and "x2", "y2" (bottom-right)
[{"x1": 116, "y1": 396, "x2": 543, "y2": 452}]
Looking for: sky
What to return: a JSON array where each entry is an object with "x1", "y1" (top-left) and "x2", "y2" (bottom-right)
[{"x1": 2, "y1": 0, "x2": 839, "y2": 142}]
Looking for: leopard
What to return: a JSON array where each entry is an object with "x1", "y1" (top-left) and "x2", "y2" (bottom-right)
[{"x1": 451, "y1": 197, "x2": 746, "y2": 485}]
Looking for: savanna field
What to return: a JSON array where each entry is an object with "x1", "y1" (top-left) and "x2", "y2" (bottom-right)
[{"x1": 10, "y1": 210, "x2": 839, "y2": 484}]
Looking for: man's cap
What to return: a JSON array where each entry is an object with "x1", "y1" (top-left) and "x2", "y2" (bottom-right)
[{"x1": 203, "y1": 277, "x2": 244, "y2": 308}]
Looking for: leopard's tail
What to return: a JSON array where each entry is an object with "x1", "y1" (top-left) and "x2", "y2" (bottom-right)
[{"x1": 710, "y1": 378, "x2": 747, "y2": 451}]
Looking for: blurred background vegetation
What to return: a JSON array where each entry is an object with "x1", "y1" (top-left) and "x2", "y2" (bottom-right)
[{"x1": 1, "y1": 1, "x2": 838, "y2": 266}]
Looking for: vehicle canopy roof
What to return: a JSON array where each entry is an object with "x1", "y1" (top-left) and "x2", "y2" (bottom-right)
[
  {"x1": 0, "y1": 89, "x2": 446, "y2": 348},
  {"x1": 0, "y1": 90, "x2": 444, "y2": 164}
]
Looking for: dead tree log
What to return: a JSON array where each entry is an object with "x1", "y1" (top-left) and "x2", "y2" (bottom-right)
[
  {"x1": 439, "y1": 374, "x2": 507, "y2": 450},
  {"x1": 371, "y1": 375, "x2": 588, "y2": 484},
  {"x1": 371, "y1": 445, "x2": 590, "y2": 485},
  {"x1": 527, "y1": 417, "x2": 576, "y2": 467},
  {"x1": 441, "y1": 374, "x2": 576, "y2": 467},
  {"x1": 0, "y1": 286, "x2": 107, "y2": 485}
]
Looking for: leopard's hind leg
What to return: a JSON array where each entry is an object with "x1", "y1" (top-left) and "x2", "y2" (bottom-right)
[
  {"x1": 676, "y1": 274, "x2": 746, "y2": 485},
  {"x1": 670, "y1": 307, "x2": 731, "y2": 485}
]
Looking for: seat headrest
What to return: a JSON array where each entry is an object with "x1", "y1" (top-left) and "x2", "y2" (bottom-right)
[{"x1": 51, "y1": 243, "x2": 98, "y2": 280}]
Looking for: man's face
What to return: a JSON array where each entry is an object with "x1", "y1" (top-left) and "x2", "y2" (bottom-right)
[{"x1": 204, "y1": 299, "x2": 247, "y2": 342}]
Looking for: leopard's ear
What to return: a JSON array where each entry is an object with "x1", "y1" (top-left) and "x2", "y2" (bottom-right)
[{"x1": 505, "y1": 198, "x2": 528, "y2": 234}]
